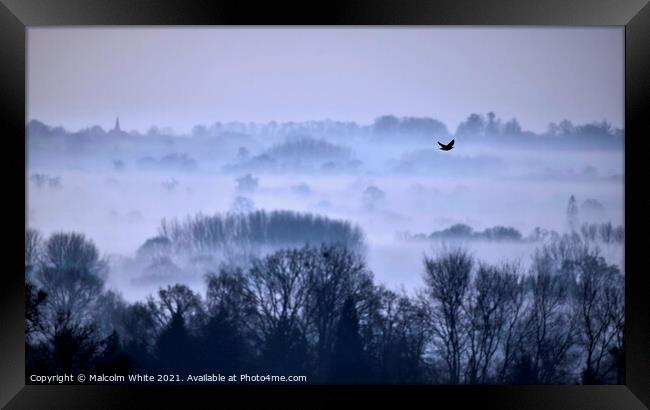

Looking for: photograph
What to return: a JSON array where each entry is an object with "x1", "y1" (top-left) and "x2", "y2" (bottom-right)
[{"x1": 24, "y1": 26, "x2": 625, "y2": 386}]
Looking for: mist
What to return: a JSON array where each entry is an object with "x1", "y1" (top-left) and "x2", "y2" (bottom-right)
[{"x1": 26, "y1": 115, "x2": 624, "y2": 301}]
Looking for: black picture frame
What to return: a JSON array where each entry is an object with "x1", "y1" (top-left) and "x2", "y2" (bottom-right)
[{"x1": 1, "y1": 0, "x2": 648, "y2": 407}]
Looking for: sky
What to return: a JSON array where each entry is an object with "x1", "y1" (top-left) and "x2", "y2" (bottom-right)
[{"x1": 27, "y1": 27, "x2": 624, "y2": 134}]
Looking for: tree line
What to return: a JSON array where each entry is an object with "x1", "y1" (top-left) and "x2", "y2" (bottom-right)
[
  {"x1": 400, "y1": 222, "x2": 624, "y2": 245},
  {"x1": 157, "y1": 210, "x2": 365, "y2": 255},
  {"x1": 27, "y1": 113, "x2": 623, "y2": 143},
  {"x1": 25, "y1": 228, "x2": 623, "y2": 384}
]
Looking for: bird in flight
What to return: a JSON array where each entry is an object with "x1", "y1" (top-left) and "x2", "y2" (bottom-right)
[{"x1": 437, "y1": 139, "x2": 455, "y2": 151}]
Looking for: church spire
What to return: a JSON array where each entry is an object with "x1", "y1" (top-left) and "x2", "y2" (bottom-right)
[{"x1": 114, "y1": 116, "x2": 121, "y2": 132}]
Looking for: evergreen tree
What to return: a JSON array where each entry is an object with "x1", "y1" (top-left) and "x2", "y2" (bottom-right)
[
  {"x1": 199, "y1": 312, "x2": 249, "y2": 375},
  {"x1": 329, "y1": 297, "x2": 371, "y2": 383},
  {"x1": 154, "y1": 312, "x2": 192, "y2": 374},
  {"x1": 258, "y1": 319, "x2": 310, "y2": 377}
]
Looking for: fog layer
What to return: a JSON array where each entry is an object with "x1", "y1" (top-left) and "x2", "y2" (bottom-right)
[{"x1": 27, "y1": 115, "x2": 624, "y2": 300}]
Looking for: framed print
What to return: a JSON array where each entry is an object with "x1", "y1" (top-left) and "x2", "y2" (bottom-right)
[{"x1": 1, "y1": 0, "x2": 649, "y2": 408}]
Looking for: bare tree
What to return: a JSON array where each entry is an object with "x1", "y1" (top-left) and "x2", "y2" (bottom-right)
[
  {"x1": 25, "y1": 228, "x2": 42, "y2": 275},
  {"x1": 36, "y1": 233, "x2": 107, "y2": 326},
  {"x1": 146, "y1": 284, "x2": 204, "y2": 332},
  {"x1": 495, "y1": 266, "x2": 527, "y2": 383},
  {"x1": 570, "y1": 252, "x2": 624, "y2": 383},
  {"x1": 465, "y1": 262, "x2": 523, "y2": 383},
  {"x1": 120, "y1": 301, "x2": 159, "y2": 363},
  {"x1": 45, "y1": 310, "x2": 105, "y2": 374},
  {"x1": 421, "y1": 248, "x2": 473, "y2": 383},
  {"x1": 247, "y1": 248, "x2": 314, "y2": 373},
  {"x1": 523, "y1": 264, "x2": 575, "y2": 383},
  {"x1": 204, "y1": 266, "x2": 259, "y2": 344},
  {"x1": 303, "y1": 244, "x2": 371, "y2": 379},
  {"x1": 370, "y1": 287, "x2": 428, "y2": 383},
  {"x1": 248, "y1": 248, "x2": 312, "y2": 346},
  {"x1": 205, "y1": 267, "x2": 255, "y2": 320}
]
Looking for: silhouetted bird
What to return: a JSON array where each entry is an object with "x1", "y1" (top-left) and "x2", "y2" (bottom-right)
[{"x1": 437, "y1": 139, "x2": 455, "y2": 151}]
